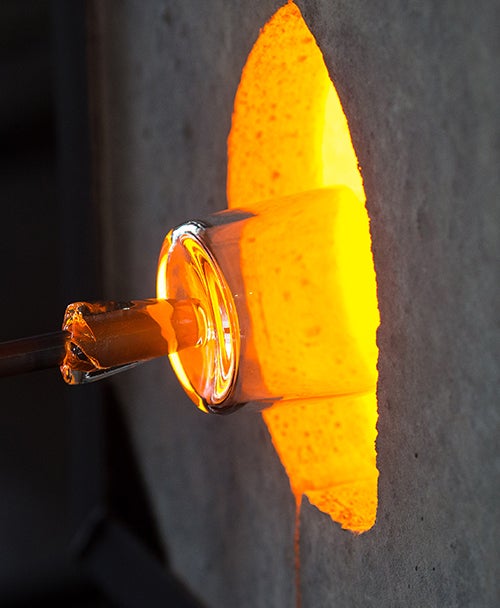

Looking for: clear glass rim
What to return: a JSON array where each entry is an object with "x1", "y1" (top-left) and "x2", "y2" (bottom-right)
[{"x1": 157, "y1": 221, "x2": 240, "y2": 412}]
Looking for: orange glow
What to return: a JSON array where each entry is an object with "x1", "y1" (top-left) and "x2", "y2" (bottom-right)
[
  {"x1": 227, "y1": 2, "x2": 379, "y2": 531},
  {"x1": 215, "y1": 187, "x2": 378, "y2": 403},
  {"x1": 227, "y1": 3, "x2": 364, "y2": 205}
]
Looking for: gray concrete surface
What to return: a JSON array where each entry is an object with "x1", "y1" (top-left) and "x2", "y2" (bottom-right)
[{"x1": 89, "y1": 1, "x2": 499, "y2": 605}]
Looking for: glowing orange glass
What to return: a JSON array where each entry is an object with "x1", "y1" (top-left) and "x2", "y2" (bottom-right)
[
  {"x1": 226, "y1": 1, "x2": 380, "y2": 532},
  {"x1": 156, "y1": 186, "x2": 378, "y2": 416}
]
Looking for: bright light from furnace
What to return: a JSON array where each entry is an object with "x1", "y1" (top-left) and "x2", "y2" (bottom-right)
[{"x1": 227, "y1": 2, "x2": 380, "y2": 532}]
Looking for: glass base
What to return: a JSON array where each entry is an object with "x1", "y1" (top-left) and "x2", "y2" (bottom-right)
[{"x1": 157, "y1": 222, "x2": 240, "y2": 413}]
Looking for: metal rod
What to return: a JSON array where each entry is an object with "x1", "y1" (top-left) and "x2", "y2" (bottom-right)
[{"x1": 0, "y1": 331, "x2": 69, "y2": 378}]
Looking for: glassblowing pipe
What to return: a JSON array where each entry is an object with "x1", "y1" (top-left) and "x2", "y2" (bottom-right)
[
  {"x1": 0, "y1": 331, "x2": 69, "y2": 377},
  {"x1": 0, "y1": 298, "x2": 202, "y2": 384}
]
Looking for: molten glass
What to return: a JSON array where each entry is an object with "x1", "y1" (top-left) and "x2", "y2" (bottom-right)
[
  {"x1": 60, "y1": 298, "x2": 202, "y2": 384},
  {"x1": 157, "y1": 186, "x2": 378, "y2": 413}
]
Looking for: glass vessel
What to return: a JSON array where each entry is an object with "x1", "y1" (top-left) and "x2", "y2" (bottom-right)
[{"x1": 157, "y1": 186, "x2": 379, "y2": 414}]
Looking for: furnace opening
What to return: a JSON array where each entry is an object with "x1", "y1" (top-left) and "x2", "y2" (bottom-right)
[{"x1": 227, "y1": 2, "x2": 379, "y2": 532}]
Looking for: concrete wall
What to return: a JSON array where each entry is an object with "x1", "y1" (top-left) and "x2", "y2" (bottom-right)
[{"x1": 89, "y1": 1, "x2": 499, "y2": 605}]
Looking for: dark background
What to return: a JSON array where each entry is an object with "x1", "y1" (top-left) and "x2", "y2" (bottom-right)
[
  {"x1": 0, "y1": 0, "x2": 102, "y2": 604},
  {"x1": 0, "y1": 3, "x2": 204, "y2": 605},
  {"x1": 0, "y1": 2, "x2": 143, "y2": 606},
  {"x1": 0, "y1": 0, "x2": 71, "y2": 588}
]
